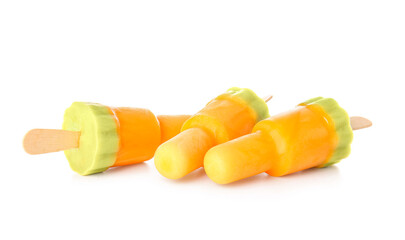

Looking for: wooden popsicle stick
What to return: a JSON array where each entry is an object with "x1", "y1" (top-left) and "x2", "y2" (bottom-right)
[
  {"x1": 263, "y1": 95, "x2": 273, "y2": 103},
  {"x1": 350, "y1": 116, "x2": 372, "y2": 130},
  {"x1": 23, "y1": 129, "x2": 81, "y2": 155}
]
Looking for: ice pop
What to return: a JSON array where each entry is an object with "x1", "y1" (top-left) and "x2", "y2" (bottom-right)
[
  {"x1": 204, "y1": 97, "x2": 372, "y2": 184},
  {"x1": 154, "y1": 87, "x2": 271, "y2": 179},
  {"x1": 23, "y1": 102, "x2": 190, "y2": 175}
]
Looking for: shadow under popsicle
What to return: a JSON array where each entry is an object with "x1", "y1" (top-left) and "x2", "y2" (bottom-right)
[
  {"x1": 162, "y1": 163, "x2": 340, "y2": 188},
  {"x1": 71, "y1": 162, "x2": 151, "y2": 181},
  {"x1": 105, "y1": 162, "x2": 151, "y2": 176},
  {"x1": 218, "y1": 165, "x2": 341, "y2": 188},
  {"x1": 171, "y1": 168, "x2": 207, "y2": 183}
]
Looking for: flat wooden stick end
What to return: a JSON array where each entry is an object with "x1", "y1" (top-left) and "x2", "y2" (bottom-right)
[
  {"x1": 350, "y1": 116, "x2": 372, "y2": 130},
  {"x1": 263, "y1": 95, "x2": 273, "y2": 103},
  {"x1": 23, "y1": 129, "x2": 80, "y2": 155}
]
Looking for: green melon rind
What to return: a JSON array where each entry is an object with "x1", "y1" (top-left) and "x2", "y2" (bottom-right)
[
  {"x1": 226, "y1": 87, "x2": 270, "y2": 121},
  {"x1": 62, "y1": 102, "x2": 119, "y2": 175},
  {"x1": 300, "y1": 97, "x2": 353, "y2": 167}
]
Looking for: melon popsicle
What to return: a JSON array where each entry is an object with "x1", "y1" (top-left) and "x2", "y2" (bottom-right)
[
  {"x1": 204, "y1": 97, "x2": 372, "y2": 184},
  {"x1": 154, "y1": 87, "x2": 270, "y2": 179},
  {"x1": 23, "y1": 102, "x2": 191, "y2": 175}
]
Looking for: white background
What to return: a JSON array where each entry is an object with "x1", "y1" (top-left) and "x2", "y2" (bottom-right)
[{"x1": 1, "y1": 1, "x2": 404, "y2": 239}]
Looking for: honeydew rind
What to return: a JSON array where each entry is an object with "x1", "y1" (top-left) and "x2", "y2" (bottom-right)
[
  {"x1": 300, "y1": 97, "x2": 353, "y2": 167},
  {"x1": 225, "y1": 87, "x2": 270, "y2": 121},
  {"x1": 62, "y1": 102, "x2": 119, "y2": 175}
]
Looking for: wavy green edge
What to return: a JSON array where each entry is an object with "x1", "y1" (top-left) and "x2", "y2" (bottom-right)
[
  {"x1": 226, "y1": 87, "x2": 270, "y2": 121},
  {"x1": 300, "y1": 97, "x2": 353, "y2": 167},
  {"x1": 62, "y1": 102, "x2": 119, "y2": 175}
]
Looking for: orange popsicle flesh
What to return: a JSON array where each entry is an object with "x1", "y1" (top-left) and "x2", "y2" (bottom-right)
[
  {"x1": 259, "y1": 105, "x2": 338, "y2": 176},
  {"x1": 204, "y1": 104, "x2": 340, "y2": 184},
  {"x1": 157, "y1": 115, "x2": 191, "y2": 143},
  {"x1": 181, "y1": 97, "x2": 257, "y2": 143},
  {"x1": 109, "y1": 107, "x2": 161, "y2": 167},
  {"x1": 109, "y1": 109, "x2": 191, "y2": 167}
]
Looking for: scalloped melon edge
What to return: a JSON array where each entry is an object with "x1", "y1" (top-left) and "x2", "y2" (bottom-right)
[{"x1": 225, "y1": 87, "x2": 270, "y2": 121}]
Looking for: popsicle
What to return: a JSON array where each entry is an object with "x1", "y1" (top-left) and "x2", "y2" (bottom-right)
[
  {"x1": 204, "y1": 97, "x2": 372, "y2": 184},
  {"x1": 154, "y1": 87, "x2": 271, "y2": 179},
  {"x1": 23, "y1": 102, "x2": 190, "y2": 175}
]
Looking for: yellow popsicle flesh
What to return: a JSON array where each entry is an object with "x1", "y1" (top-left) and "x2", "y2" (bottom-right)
[
  {"x1": 154, "y1": 128, "x2": 216, "y2": 179},
  {"x1": 204, "y1": 131, "x2": 276, "y2": 184}
]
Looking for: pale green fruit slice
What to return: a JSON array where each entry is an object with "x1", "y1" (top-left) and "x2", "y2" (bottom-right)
[{"x1": 62, "y1": 102, "x2": 119, "y2": 175}]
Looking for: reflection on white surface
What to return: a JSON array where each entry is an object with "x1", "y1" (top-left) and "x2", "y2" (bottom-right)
[
  {"x1": 69, "y1": 159, "x2": 341, "y2": 192},
  {"x1": 223, "y1": 165, "x2": 340, "y2": 188}
]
